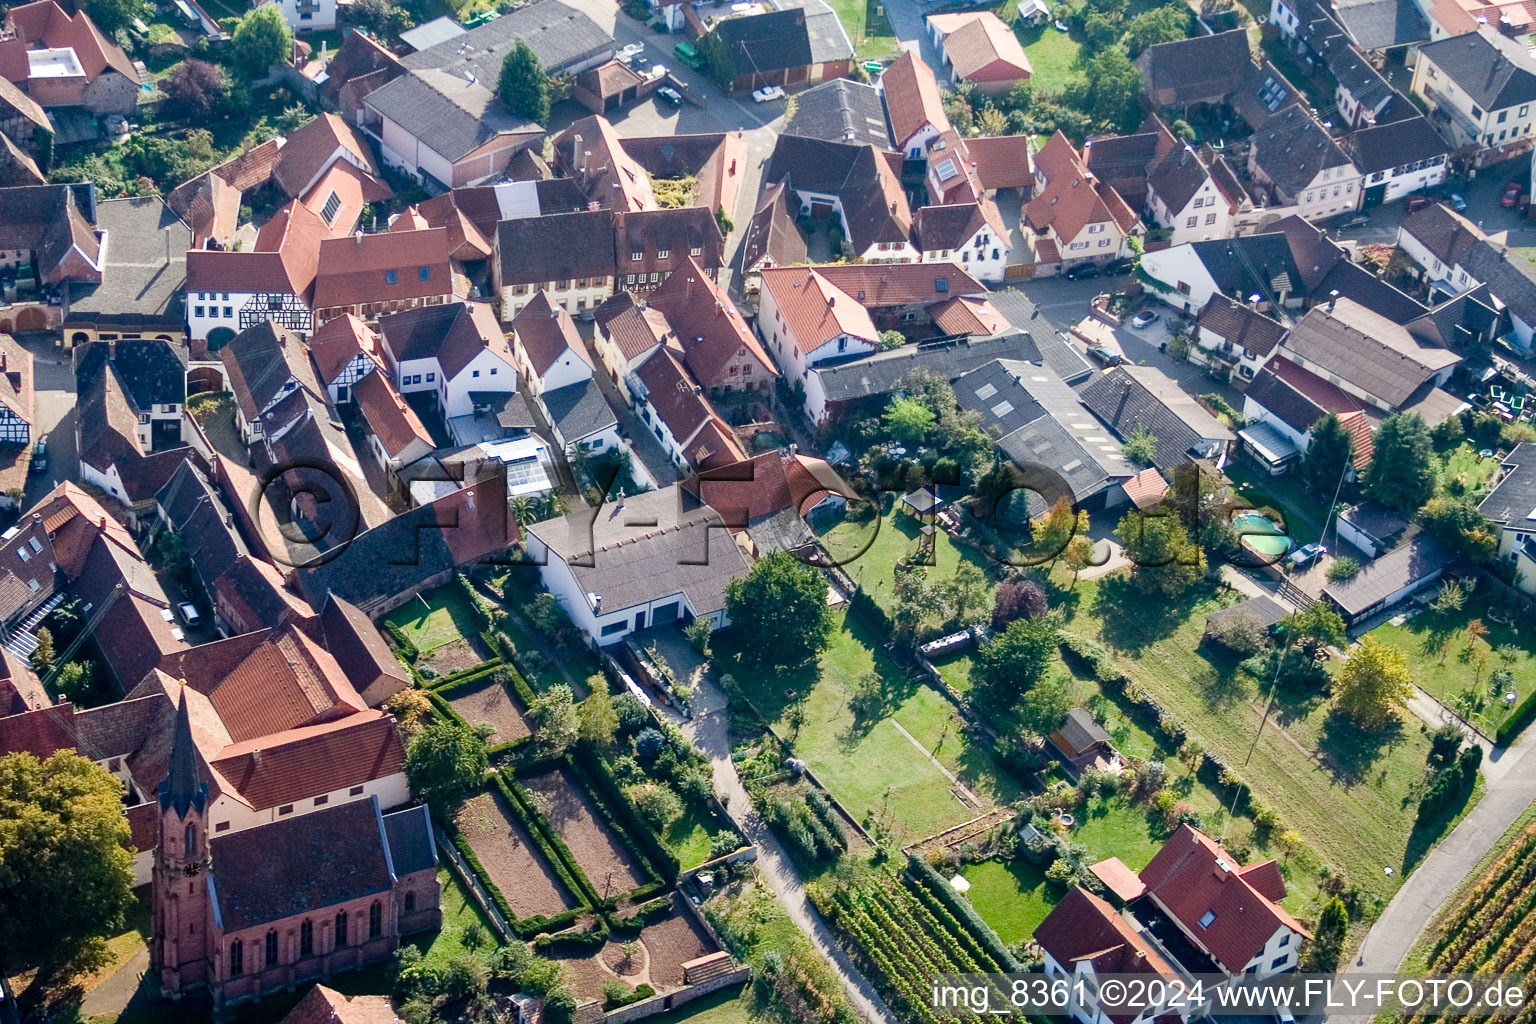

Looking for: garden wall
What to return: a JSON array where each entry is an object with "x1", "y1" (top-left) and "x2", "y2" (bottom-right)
[{"x1": 601, "y1": 973, "x2": 752, "y2": 1024}]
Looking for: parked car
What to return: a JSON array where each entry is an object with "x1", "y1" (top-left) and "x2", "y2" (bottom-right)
[
  {"x1": 177, "y1": 602, "x2": 201, "y2": 627},
  {"x1": 752, "y1": 85, "x2": 785, "y2": 102},
  {"x1": 1286, "y1": 543, "x2": 1325, "y2": 570},
  {"x1": 656, "y1": 86, "x2": 683, "y2": 105},
  {"x1": 1449, "y1": 193, "x2": 1468, "y2": 212},
  {"x1": 1130, "y1": 309, "x2": 1159, "y2": 329},
  {"x1": 27, "y1": 440, "x2": 45, "y2": 475},
  {"x1": 1406, "y1": 195, "x2": 1431, "y2": 213},
  {"x1": 1064, "y1": 262, "x2": 1100, "y2": 280},
  {"x1": 1102, "y1": 258, "x2": 1133, "y2": 275},
  {"x1": 1343, "y1": 213, "x2": 1370, "y2": 228},
  {"x1": 673, "y1": 40, "x2": 704, "y2": 68},
  {"x1": 1502, "y1": 182, "x2": 1524, "y2": 207},
  {"x1": 1086, "y1": 344, "x2": 1122, "y2": 366},
  {"x1": 618, "y1": 42, "x2": 645, "y2": 63}
]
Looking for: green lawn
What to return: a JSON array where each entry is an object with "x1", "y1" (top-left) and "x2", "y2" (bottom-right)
[
  {"x1": 1016, "y1": 23, "x2": 1085, "y2": 96},
  {"x1": 663, "y1": 804, "x2": 720, "y2": 870},
  {"x1": 821, "y1": 508, "x2": 1001, "y2": 620},
  {"x1": 824, "y1": 0, "x2": 899, "y2": 60},
  {"x1": 961, "y1": 858, "x2": 1053, "y2": 945},
  {"x1": 1368, "y1": 591, "x2": 1535, "y2": 737},
  {"x1": 382, "y1": 585, "x2": 483, "y2": 655},
  {"x1": 1055, "y1": 567, "x2": 1471, "y2": 909},
  {"x1": 1225, "y1": 463, "x2": 1329, "y2": 547},
  {"x1": 1436, "y1": 443, "x2": 1502, "y2": 503},
  {"x1": 645, "y1": 986, "x2": 755, "y2": 1024},
  {"x1": 722, "y1": 613, "x2": 1022, "y2": 845}
]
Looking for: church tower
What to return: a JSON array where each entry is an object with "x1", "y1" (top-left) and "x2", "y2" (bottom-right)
[{"x1": 151, "y1": 687, "x2": 213, "y2": 995}]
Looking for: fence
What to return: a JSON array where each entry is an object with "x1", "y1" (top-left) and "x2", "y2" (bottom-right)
[{"x1": 433, "y1": 821, "x2": 515, "y2": 944}]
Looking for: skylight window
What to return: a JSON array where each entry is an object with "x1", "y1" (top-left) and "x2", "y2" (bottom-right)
[
  {"x1": 1199, "y1": 910, "x2": 1217, "y2": 928},
  {"x1": 320, "y1": 191, "x2": 342, "y2": 225},
  {"x1": 935, "y1": 159, "x2": 958, "y2": 182}
]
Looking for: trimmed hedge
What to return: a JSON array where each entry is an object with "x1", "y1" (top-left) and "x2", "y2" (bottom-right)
[
  {"x1": 611, "y1": 896, "x2": 673, "y2": 936},
  {"x1": 604, "y1": 983, "x2": 656, "y2": 1010},
  {"x1": 572, "y1": 756, "x2": 681, "y2": 885},
  {"x1": 493, "y1": 630, "x2": 543, "y2": 707},
  {"x1": 426, "y1": 660, "x2": 505, "y2": 693},
  {"x1": 447, "y1": 797, "x2": 588, "y2": 938},
  {"x1": 1498, "y1": 689, "x2": 1536, "y2": 746},
  {"x1": 384, "y1": 621, "x2": 419, "y2": 663},
  {"x1": 847, "y1": 584, "x2": 891, "y2": 634},
  {"x1": 429, "y1": 667, "x2": 535, "y2": 758},
  {"x1": 534, "y1": 926, "x2": 610, "y2": 954},
  {"x1": 906, "y1": 854, "x2": 1022, "y2": 972},
  {"x1": 496, "y1": 772, "x2": 605, "y2": 910}
]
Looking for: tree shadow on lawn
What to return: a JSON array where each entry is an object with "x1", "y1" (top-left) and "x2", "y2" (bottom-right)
[
  {"x1": 1402, "y1": 783, "x2": 1479, "y2": 873},
  {"x1": 1091, "y1": 574, "x2": 1214, "y2": 655},
  {"x1": 1315, "y1": 707, "x2": 1405, "y2": 787},
  {"x1": 837, "y1": 661, "x2": 919, "y2": 749},
  {"x1": 1268, "y1": 679, "x2": 1330, "y2": 728},
  {"x1": 1190, "y1": 644, "x2": 1255, "y2": 712}
]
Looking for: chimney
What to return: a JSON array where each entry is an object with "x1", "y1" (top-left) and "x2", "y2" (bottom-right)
[
  {"x1": 355, "y1": 230, "x2": 363, "y2": 245},
  {"x1": 1213, "y1": 856, "x2": 1232, "y2": 880},
  {"x1": 1327, "y1": 289, "x2": 1339, "y2": 312},
  {"x1": 251, "y1": 748, "x2": 262, "y2": 764}
]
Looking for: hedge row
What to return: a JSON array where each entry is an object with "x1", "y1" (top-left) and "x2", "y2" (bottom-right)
[
  {"x1": 1498, "y1": 690, "x2": 1536, "y2": 746},
  {"x1": 847, "y1": 585, "x2": 891, "y2": 635},
  {"x1": 611, "y1": 896, "x2": 673, "y2": 936},
  {"x1": 604, "y1": 983, "x2": 656, "y2": 1010},
  {"x1": 534, "y1": 927, "x2": 609, "y2": 954},
  {"x1": 425, "y1": 660, "x2": 505, "y2": 694},
  {"x1": 442, "y1": 823, "x2": 584, "y2": 939},
  {"x1": 572, "y1": 756, "x2": 681, "y2": 885},
  {"x1": 384, "y1": 621, "x2": 419, "y2": 664},
  {"x1": 493, "y1": 630, "x2": 544, "y2": 708},
  {"x1": 905, "y1": 855, "x2": 1022, "y2": 973},
  {"x1": 428, "y1": 666, "x2": 535, "y2": 758}
]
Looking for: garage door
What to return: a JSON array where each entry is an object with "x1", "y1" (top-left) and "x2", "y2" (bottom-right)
[{"x1": 652, "y1": 602, "x2": 680, "y2": 625}]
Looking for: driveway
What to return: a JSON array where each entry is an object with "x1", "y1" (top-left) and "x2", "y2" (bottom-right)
[
  {"x1": 16, "y1": 335, "x2": 78, "y2": 505},
  {"x1": 645, "y1": 637, "x2": 899, "y2": 1024}
]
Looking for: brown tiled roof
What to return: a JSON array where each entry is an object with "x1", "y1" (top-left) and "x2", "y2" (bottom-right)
[
  {"x1": 300, "y1": 159, "x2": 391, "y2": 237},
  {"x1": 552, "y1": 114, "x2": 658, "y2": 212},
  {"x1": 1281, "y1": 297, "x2": 1459, "y2": 408},
  {"x1": 912, "y1": 203, "x2": 988, "y2": 253},
  {"x1": 645, "y1": 256, "x2": 775, "y2": 386},
  {"x1": 0, "y1": 333, "x2": 33, "y2": 426},
  {"x1": 211, "y1": 138, "x2": 284, "y2": 193},
  {"x1": 0, "y1": 0, "x2": 138, "y2": 85},
  {"x1": 964, "y1": 134, "x2": 1035, "y2": 190},
  {"x1": 927, "y1": 10, "x2": 1031, "y2": 83},
  {"x1": 615, "y1": 207, "x2": 725, "y2": 277},
  {"x1": 635, "y1": 347, "x2": 746, "y2": 467},
  {"x1": 313, "y1": 228, "x2": 452, "y2": 311},
  {"x1": 816, "y1": 261, "x2": 987, "y2": 307},
  {"x1": 320, "y1": 593, "x2": 410, "y2": 706},
  {"x1": 1027, "y1": 131, "x2": 1139, "y2": 240},
  {"x1": 1195, "y1": 296, "x2": 1287, "y2": 358},
  {"x1": 687, "y1": 450, "x2": 855, "y2": 525},
  {"x1": 513, "y1": 291, "x2": 591, "y2": 377},
  {"x1": 214, "y1": 554, "x2": 315, "y2": 635},
  {"x1": 0, "y1": 645, "x2": 46, "y2": 715},
  {"x1": 1139, "y1": 824, "x2": 1310, "y2": 974},
  {"x1": 318, "y1": 29, "x2": 405, "y2": 112},
  {"x1": 930, "y1": 295, "x2": 1006, "y2": 337},
  {"x1": 740, "y1": 178, "x2": 807, "y2": 275},
  {"x1": 594, "y1": 291, "x2": 677, "y2": 364},
  {"x1": 352, "y1": 369, "x2": 433, "y2": 458},
  {"x1": 307, "y1": 313, "x2": 378, "y2": 385},
  {"x1": 881, "y1": 49, "x2": 950, "y2": 148},
  {"x1": 182, "y1": 625, "x2": 367, "y2": 742},
  {"x1": 1087, "y1": 856, "x2": 1148, "y2": 902},
  {"x1": 166, "y1": 170, "x2": 242, "y2": 249},
  {"x1": 758, "y1": 267, "x2": 878, "y2": 354},
  {"x1": 209, "y1": 710, "x2": 404, "y2": 811},
  {"x1": 0, "y1": 130, "x2": 44, "y2": 188},
  {"x1": 283, "y1": 986, "x2": 402, "y2": 1024},
  {"x1": 220, "y1": 321, "x2": 324, "y2": 424},
  {"x1": 274, "y1": 113, "x2": 383, "y2": 199},
  {"x1": 1400, "y1": 201, "x2": 1485, "y2": 267},
  {"x1": 0, "y1": 184, "x2": 100, "y2": 285},
  {"x1": 1035, "y1": 885, "x2": 1173, "y2": 1024},
  {"x1": 410, "y1": 194, "x2": 493, "y2": 261},
  {"x1": 0, "y1": 76, "x2": 48, "y2": 134}
]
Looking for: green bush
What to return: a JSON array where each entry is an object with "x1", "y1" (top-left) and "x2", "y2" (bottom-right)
[
  {"x1": 533, "y1": 925, "x2": 610, "y2": 953},
  {"x1": 847, "y1": 585, "x2": 891, "y2": 633},
  {"x1": 386, "y1": 622, "x2": 420, "y2": 663}
]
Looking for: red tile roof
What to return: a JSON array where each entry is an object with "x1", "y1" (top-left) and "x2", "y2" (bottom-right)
[
  {"x1": 301, "y1": 159, "x2": 390, "y2": 238},
  {"x1": 881, "y1": 50, "x2": 950, "y2": 148},
  {"x1": 1139, "y1": 824, "x2": 1310, "y2": 974},
  {"x1": 1122, "y1": 467, "x2": 1169, "y2": 509},
  {"x1": 283, "y1": 986, "x2": 402, "y2": 1024},
  {"x1": 313, "y1": 227, "x2": 452, "y2": 311},
  {"x1": 1027, "y1": 131, "x2": 1139, "y2": 242},
  {"x1": 645, "y1": 255, "x2": 776, "y2": 387},
  {"x1": 185, "y1": 199, "x2": 327, "y2": 298},
  {"x1": 927, "y1": 11, "x2": 1032, "y2": 84},
  {"x1": 595, "y1": 292, "x2": 677, "y2": 365},
  {"x1": 512, "y1": 291, "x2": 591, "y2": 378},
  {"x1": 965, "y1": 135, "x2": 1035, "y2": 190},
  {"x1": 930, "y1": 295, "x2": 1006, "y2": 337},
  {"x1": 274, "y1": 112, "x2": 383, "y2": 199},
  {"x1": 1089, "y1": 856, "x2": 1149, "y2": 902},
  {"x1": 758, "y1": 267, "x2": 879, "y2": 355},
  {"x1": 352, "y1": 369, "x2": 433, "y2": 459},
  {"x1": 209, "y1": 709, "x2": 404, "y2": 811},
  {"x1": 307, "y1": 312, "x2": 379, "y2": 385},
  {"x1": 688, "y1": 451, "x2": 856, "y2": 525},
  {"x1": 0, "y1": 0, "x2": 138, "y2": 85},
  {"x1": 816, "y1": 261, "x2": 988, "y2": 307},
  {"x1": 1035, "y1": 886, "x2": 1173, "y2": 1024}
]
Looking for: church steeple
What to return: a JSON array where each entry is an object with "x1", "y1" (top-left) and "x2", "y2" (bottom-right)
[{"x1": 159, "y1": 686, "x2": 206, "y2": 816}]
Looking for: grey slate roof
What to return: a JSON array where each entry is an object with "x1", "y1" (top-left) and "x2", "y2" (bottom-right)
[
  {"x1": 365, "y1": 71, "x2": 541, "y2": 163},
  {"x1": 401, "y1": 0, "x2": 613, "y2": 78},
  {"x1": 1280, "y1": 299, "x2": 1459, "y2": 408},
  {"x1": 399, "y1": 15, "x2": 465, "y2": 51},
  {"x1": 955, "y1": 358, "x2": 1135, "y2": 507},
  {"x1": 1478, "y1": 442, "x2": 1536, "y2": 528},
  {"x1": 1399, "y1": 202, "x2": 1483, "y2": 267},
  {"x1": 811, "y1": 331, "x2": 1042, "y2": 406},
  {"x1": 382, "y1": 804, "x2": 438, "y2": 876},
  {"x1": 714, "y1": 8, "x2": 814, "y2": 76},
  {"x1": 1332, "y1": 0, "x2": 1428, "y2": 49},
  {"x1": 210, "y1": 797, "x2": 394, "y2": 931},
  {"x1": 782, "y1": 78, "x2": 892, "y2": 149},
  {"x1": 1244, "y1": 365, "x2": 1328, "y2": 434},
  {"x1": 987, "y1": 287, "x2": 1096, "y2": 385},
  {"x1": 771, "y1": 0, "x2": 855, "y2": 64},
  {"x1": 542, "y1": 377, "x2": 618, "y2": 445},
  {"x1": 526, "y1": 483, "x2": 750, "y2": 618},
  {"x1": 1078, "y1": 364, "x2": 1234, "y2": 472},
  {"x1": 1460, "y1": 241, "x2": 1536, "y2": 323},
  {"x1": 1249, "y1": 103, "x2": 1352, "y2": 200},
  {"x1": 1338, "y1": 500, "x2": 1409, "y2": 544},
  {"x1": 1340, "y1": 115, "x2": 1450, "y2": 175},
  {"x1": 66, "y1": 197, "x2": 188, "y2": 321},
  {"x1": 1322, "y1": 531, "x2": 1452, "y2": 617},
  {"x1": 1186, "y1": 233, "x2": 1302, "y2": 305},
  {"x1": 1205, "y1": 594, "x2": 1291, "y2": 633},
  {"x1": 1135, "y1": 29, "x2": 1251, "y2": 106},
  {"x1": 1418, "y1": 29, "x2": 1536, "y2": 112}
]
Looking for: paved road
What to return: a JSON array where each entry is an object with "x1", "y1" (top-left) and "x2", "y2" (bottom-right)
[
  {"x1": 645, "y1": 636, "x2": 898, "y2": 1024},
  {"x1": 1338, "y1": 724, "x2": 1536, "y2": 989}
]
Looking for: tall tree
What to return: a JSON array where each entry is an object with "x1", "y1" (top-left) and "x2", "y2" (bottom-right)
[
  {"x1": 882, "y1": 396, "x2": 935, "y2": 446},
  {"x1": 404, "y1": 719, "x2": 488, "y2": 815},
  {"x1": 529, "y1": 684, "x2": 579, "y2": 756},
  {"x1": 1016, "y1": 672, "x2": 1074, "y2": 736},
  {"x1": 79, "y1": 0, "x2": 148, "y2": 34},
  {"x1": 498, "y1": 40, "x2": 551, "y2": 123},
  {"x1": 1124, "y1": 5, "x2": 1191, "y2": 56},
  {"x1": 1302, "y1": 897, "x2": 1349, "y2": 971},
  {"x1": 1032, "y1": 496, "x2": 1089, "y2": 564},
  {"x1": 972, "y1": 618, "x2": 1059, "y2": 712},
  {"x1": 1418, "y1": 497, "x2": 1498, "y2": 563},
  {"x1": 0, "y1": 750, "x2": 135, "y2": 987},
  {"x1": 160, "y1": 58, "x2": 225, "y2": 120},
  {"x1": 1334, "y1": 636, "x2": 1415, "y2": 728},
  {"x1": 1074, "y1": 48, "x2": 1143, "y2": 131},
  {"x1": 230, "y1": 4, "x2": 293, "y2": 80},
  {"x1": 1363, "y1": 413, "x2": 1435, "y2": 513},
  {"x1": 1115, "y1": 508, "x2": 1205, "y2": 594},
  {"x1": 724, "y1": 551, "x2": 833, "y2": 667},
  {"x1": 1301, "y1": 412, "x2": 1355, "y2": 499},
  {"x1": 578, "y1": 679, "x2": 619, "y2": 749}
]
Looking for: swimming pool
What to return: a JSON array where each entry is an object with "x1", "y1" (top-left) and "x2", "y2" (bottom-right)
[{"x1": 1232, "y1": 510, "x2": 1293, "y2": 557}]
